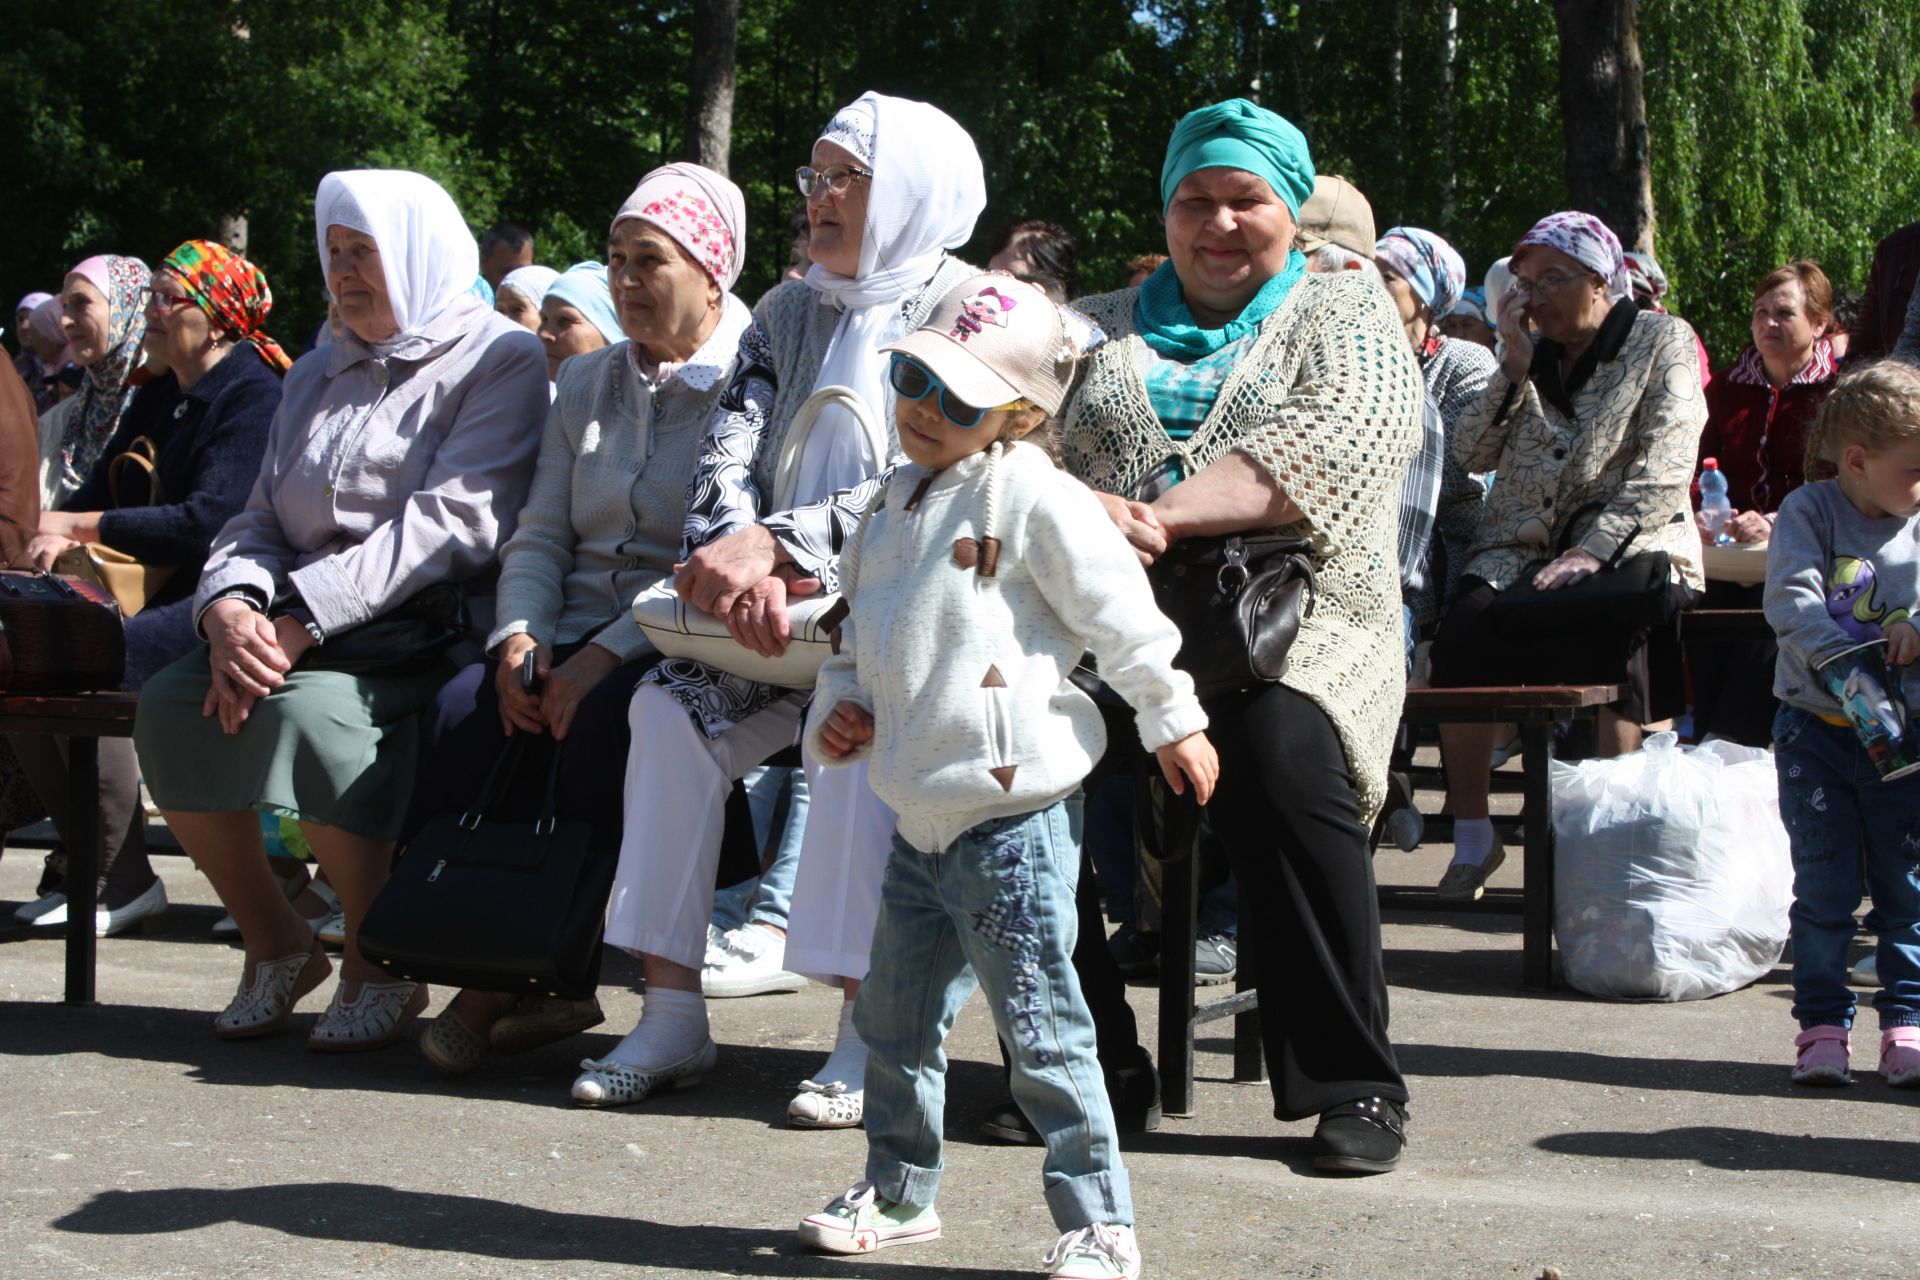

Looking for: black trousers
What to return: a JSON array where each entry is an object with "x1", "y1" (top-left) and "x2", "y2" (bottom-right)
[
  {"x1": 1204, "y1": 682, "x2": 1407, "y2": 1120},
  {"x1": 1686, "y1": 581, "x2": 1778, "y2": 748}
]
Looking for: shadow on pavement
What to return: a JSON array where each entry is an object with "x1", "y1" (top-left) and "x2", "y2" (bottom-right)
[
  {"x1": 49, "y1": 1182, "x2": 1010, "y2": 1275},
  {"x1": 1396, "y1": 1040, "x2": 1918, "y2": 1105},
  {"x1": 1535, "y1": 1125, "x2": 1920, "y2": 1183}
]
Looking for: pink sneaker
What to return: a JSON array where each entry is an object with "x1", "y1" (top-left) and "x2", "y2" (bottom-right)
[
  {"x1": 1880, "y1": 1028, "x2": 1920, "y2": 1088},
  {"x1": 1790, "y1": 1026, "x2": 1851, "y2": 1086}
]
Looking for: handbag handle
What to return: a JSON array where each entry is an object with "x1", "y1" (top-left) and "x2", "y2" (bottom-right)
[
  {"x1": 459, "y1": 734, "x2": 530, "y2": 830},
  {"x1": 1553, "y1": 500, "x2": 1640, "y2": 570},
  {"x1": 770, "y1": 386, "x2": 886, "y2": 514},
  {"x1": 459, "y1": 732, "x2": 567, "y2": 836},
  {"x1": 107, "y1": 437, "x2": 165, "y2": 510}
]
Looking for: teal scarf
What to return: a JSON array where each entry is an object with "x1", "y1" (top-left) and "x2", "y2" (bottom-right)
[{"x1": 1133, "y1": 253, "x2": 1306, "y2": 359}]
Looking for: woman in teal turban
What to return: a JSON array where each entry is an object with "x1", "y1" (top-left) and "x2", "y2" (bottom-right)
[{"x1": 1058, "y1": 98, "x2": 1424, "y2": 1178}]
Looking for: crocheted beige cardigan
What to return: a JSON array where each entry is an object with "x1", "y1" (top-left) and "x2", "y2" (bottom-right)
[{"x1": 1063, "y1": 270, "x2": 1424, "y2": 820}]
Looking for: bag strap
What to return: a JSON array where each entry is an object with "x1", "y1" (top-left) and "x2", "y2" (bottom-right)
[
  {"x1": 770, "y1": 386, "x2": 886, "y2": 514},
  {"x1": 534, "y1": 738, "x2": 565, "y2": 835},
  {"x1": 1554, "y1": 500, "x2": 1640, "y2": 568},
  {"x1": 107, "y1": 438, "x2": 165, "y2": 510},
  {"x1": 459, "y1": 735, "x2": 529, "y2": 830}
]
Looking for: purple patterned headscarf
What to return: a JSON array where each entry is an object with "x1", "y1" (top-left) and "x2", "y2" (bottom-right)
[
  {"x1": 1512, "y1": 211, "x2": 1632, "y2": 303},
  {"x1": 1375, "y1": 226, "x2": 1467, "y2": 320}
]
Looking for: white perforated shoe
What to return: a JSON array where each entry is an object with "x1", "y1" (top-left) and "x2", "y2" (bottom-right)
[
  {"x1": 214, "y1": 942, "x2": 331, "y2": 1040},
  {"x1": 571, "y1": 1039, "x2": 718, "y2": 1108}
]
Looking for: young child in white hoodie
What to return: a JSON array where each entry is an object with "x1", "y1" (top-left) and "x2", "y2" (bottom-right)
[{"x1": 794, "y1": 275, "x2": 1217, "y2": 1280}]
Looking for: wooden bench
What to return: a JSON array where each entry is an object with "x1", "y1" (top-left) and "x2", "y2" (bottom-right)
[
  {"x1": 1394, "y1": 684, "x2": 1621, "y2": 989},
  {"x1": 0, "y1": 691, "x2": 140, "y2": 1005}
]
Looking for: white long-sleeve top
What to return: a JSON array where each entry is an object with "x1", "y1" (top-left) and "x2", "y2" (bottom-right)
[{"x1": 805, "y1": 440, "x2": 1206, "y2": 854}]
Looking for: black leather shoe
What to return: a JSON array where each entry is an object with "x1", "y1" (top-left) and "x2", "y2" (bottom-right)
[
  {"x1": 1310, "y1": 1096, "x2": 1407, "y2": 1174},
  {"x1": 978, "y1": 1047, "x2": 1164, "y2": 1143}
]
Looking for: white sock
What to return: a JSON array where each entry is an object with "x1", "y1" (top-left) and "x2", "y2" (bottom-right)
[
  {"x1": 1450, "y1": 817, "x2": 1496, "y2": 868},
  {"x1": 605, "y1": 987, "x2": 710, "y2": 1071},
  {"x1": 805, "y1": 996, "x2": 868, "y2": 1093}
]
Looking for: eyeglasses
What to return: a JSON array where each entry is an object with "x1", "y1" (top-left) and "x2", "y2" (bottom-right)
[
  {"x1": 141, "y1": 288, "x2": 195, "y2": 314},
  {"x1": 795, "y1": 163, "x2": 873, "y2": 199},
  {"x1": 888, "y1": 354, "x2": 1028, "y2": 429},
  {"x1": 1512, "y1": 270, "x2": 1595, "y2": 297}
]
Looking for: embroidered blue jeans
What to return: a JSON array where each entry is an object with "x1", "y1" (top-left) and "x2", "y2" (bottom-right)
[
  {"x1": 1774, "y1": 705, "x2": 1920, "y2": 1030},
  {"x1": 855, "y1": 794, "x2": 1132, "y2": 1230}
]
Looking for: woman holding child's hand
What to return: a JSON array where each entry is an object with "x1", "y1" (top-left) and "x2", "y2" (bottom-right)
[{"x1": 1059, "y1": 99, "x2": 1423, "y2": 1176}]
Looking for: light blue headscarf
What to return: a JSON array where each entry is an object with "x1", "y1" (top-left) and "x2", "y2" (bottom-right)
[
  {"x1": 543, "y1": 260, "x2": 622, "y2": 343},
  {"x1": 1158, "y1": 98, "x2": 1315, "y2": 218}
]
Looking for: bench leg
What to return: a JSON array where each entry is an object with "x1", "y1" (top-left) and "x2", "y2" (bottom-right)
[
  {"x1": 64, "y1": 735, "x2": 99, "y2": 1007},
  {"x1": 1156, "y1": 792, "x2": 1200, "y2": 1118},
  {"x1": 1520, "y1": 723, "x2": 1556, "y2": 991},
  {"x1": 1231, "y1": 885, "x2": 1264, "y2": 1084}
]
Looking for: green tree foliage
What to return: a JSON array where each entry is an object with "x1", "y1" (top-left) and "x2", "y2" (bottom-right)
[{"x1": 3, "y1": 0, "x2": 1917, "y2": 361}]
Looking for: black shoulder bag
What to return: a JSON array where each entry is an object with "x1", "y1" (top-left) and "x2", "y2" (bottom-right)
[
  {"x1": 1146, "y1": 534, "x2": 1319, "y2": 698},
  {"x1": 357, "y1": 733, "x2": 611, "y2": 999},
  {"x1": 1479, "y1": 505, "x2": 1677, "y2": 637}
]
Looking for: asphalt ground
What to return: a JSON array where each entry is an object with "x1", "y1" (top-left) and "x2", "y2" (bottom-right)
[{"x1": 1, "y1": 836, "x2": 1913, "y2": 1280}]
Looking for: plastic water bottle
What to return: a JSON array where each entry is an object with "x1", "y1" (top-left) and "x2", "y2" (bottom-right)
[{"x1": 1699, "y1": 458, "x2": 1733, "y2": 545}]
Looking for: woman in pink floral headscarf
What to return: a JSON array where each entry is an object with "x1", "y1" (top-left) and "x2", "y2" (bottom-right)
[{"x1": 1423, "y1": 210, "x2": 1709, "y2": 902}]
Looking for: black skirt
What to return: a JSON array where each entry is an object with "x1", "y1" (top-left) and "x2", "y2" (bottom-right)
[{"x1": 1427, "y1": 576, "x2": 1694, "y2": 724}]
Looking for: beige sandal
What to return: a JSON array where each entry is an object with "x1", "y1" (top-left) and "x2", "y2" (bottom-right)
[
  {"x1": 420, "y1": 1009, "x2": 492, "y2": 1074},
  {"x1": 308, "y1": 978, "x2": 429, "y2": 1052},
  {"x1": 214, "y1": 941, "x2": 332, "y2": 1040},
  {"x1": 490, "y1": 996, "x2": 606, "y2": 1056}
]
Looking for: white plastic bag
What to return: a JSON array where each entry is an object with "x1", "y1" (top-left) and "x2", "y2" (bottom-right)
[{"x1": 1551, "y1": 732, "x2": 1792, "y2": 1001}]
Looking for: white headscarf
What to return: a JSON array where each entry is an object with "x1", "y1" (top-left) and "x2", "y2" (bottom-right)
[
  {"x1": 498, "y1": 264, "x2": 559, "y2": 308},
  {"x1": 313, "y1": 169, "x2": 480, "y2": 337},
  {"x1": 796, "y1": 92, "x2": 985, "y2": 503}
]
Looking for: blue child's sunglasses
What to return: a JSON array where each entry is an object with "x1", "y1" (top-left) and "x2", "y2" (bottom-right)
[{"x1": 888, "y1": 353, "x2": 1024, "y2": 429}]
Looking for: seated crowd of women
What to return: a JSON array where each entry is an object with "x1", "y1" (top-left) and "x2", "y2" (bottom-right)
[{"x1": 1, "y1": 85, "x2": 1840, "y2": 1187}]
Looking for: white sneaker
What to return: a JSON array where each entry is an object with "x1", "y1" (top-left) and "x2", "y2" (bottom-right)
[
  {"x1": 701, "y1": 924, "x2": 805, "y2": 998},
  {"x1": 1851, "y1": 954, "x2": 1881, "y2": 988},
  {"x1": 315, "y1": 909, "x2": 346, "y2": 949},
  {"x1": 1044, "y1": 1223, "x2": 1142, "y2": 1280},
  {"x1": 29, "y1": 878, "x2": 168, "y2": 937},
  {"x1": 797, "y1": 1181, "x2": 940, "y2": 1254}
]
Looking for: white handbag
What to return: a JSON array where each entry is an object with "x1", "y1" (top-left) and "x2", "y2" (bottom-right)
[{"x1": 631, "y1": 385, "x2": 886, "y2": 687}]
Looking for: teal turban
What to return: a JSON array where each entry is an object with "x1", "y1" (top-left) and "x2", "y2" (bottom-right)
[{"x1": 1159, "y1": 98, "x2": 1315, "y2": 219}]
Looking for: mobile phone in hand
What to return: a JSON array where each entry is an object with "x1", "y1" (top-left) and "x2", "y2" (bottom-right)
[{"x1": 521, "y1": 653, "x2": 541, "y2": 693}]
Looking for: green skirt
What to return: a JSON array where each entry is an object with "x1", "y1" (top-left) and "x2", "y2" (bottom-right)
[{"x1": 134, "y1": 646, "x2": 453, "y2": 842}]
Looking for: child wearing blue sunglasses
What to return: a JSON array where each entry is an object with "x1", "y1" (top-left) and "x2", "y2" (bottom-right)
[{"x1": 796, "y1": 274, "x2": 1217, "y2": 1280}]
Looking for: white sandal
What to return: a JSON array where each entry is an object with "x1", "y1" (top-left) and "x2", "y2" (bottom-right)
[
  {"x1": 307, "y1": 978, "x2": 428, "y2": 1052},
  {"x1": 571, "y1": 1039, "x2": 717, "y2": 1108},
  {"x1": 214, "y1": 942, "x2": 331, "y2": 1040},
  {"x1": 788, "y1": 1079, "x2": 865, "y2": 1129}
]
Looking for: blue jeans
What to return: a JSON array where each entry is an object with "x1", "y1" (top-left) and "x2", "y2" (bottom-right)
[
  {"x1": 1773, "y1": 705, "x2": 1920, "y2": 1030},
  {"x1": 711, "y1": 767, "x2": 807, "y2": 933},
  {"x1": 855, "y1": 795, "x2": 1132, "y2": 1230}
]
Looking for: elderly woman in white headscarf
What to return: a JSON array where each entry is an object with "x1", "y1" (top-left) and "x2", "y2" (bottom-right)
[
  {"x1": 132, "y1": 168, "x2": 549, "y2": 1053},
  {"x1": 405, "y1": 162, "x2": 754, "y2": 1075},
  {"x1": 573, "y1": 92, "x2": 984, "y2": 1128}
]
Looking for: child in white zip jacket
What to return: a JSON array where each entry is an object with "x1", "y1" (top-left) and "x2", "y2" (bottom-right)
[{"x1": 795, "y1": 275, "x2": 1217, "y2": 1280}]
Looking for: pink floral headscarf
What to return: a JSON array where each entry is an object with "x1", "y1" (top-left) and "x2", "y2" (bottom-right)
[
  {"x1": 1512, "y1": 212, "x2": 1633, "y2": 303},
  {"x1": 610, "y1": 162, "x2": 747, "y2": 291}
]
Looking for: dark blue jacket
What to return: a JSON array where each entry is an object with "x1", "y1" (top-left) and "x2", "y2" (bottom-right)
[{"x1": 65, "y1": 349, "x2": 281, "y2": 688}]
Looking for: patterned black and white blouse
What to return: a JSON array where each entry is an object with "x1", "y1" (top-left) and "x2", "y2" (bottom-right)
[{"x1": 643, "y1": 258, "x2": 976, "y2": 737}]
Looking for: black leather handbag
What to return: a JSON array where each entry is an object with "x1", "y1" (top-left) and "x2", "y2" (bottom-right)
[
  {"x1": 357, "y1": 734, "x2": 611, "y2": 999},
  {"x1": 300, "y1": 581, "x2": 469, "y2": 676},
  {"x1": 1480, "y1": 510, "x2": 1677, "y2": 637},
  {"x1": 1146, "y1": 534, "x2": 1319, "y2": 698}
]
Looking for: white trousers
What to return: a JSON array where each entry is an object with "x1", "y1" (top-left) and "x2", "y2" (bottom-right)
[
  {"x1": 603, "y1": 683, "x2": 802, "y2": 969},
  {"x1": 782, "y1": 744, "x2": 898, "y2": 983}
]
